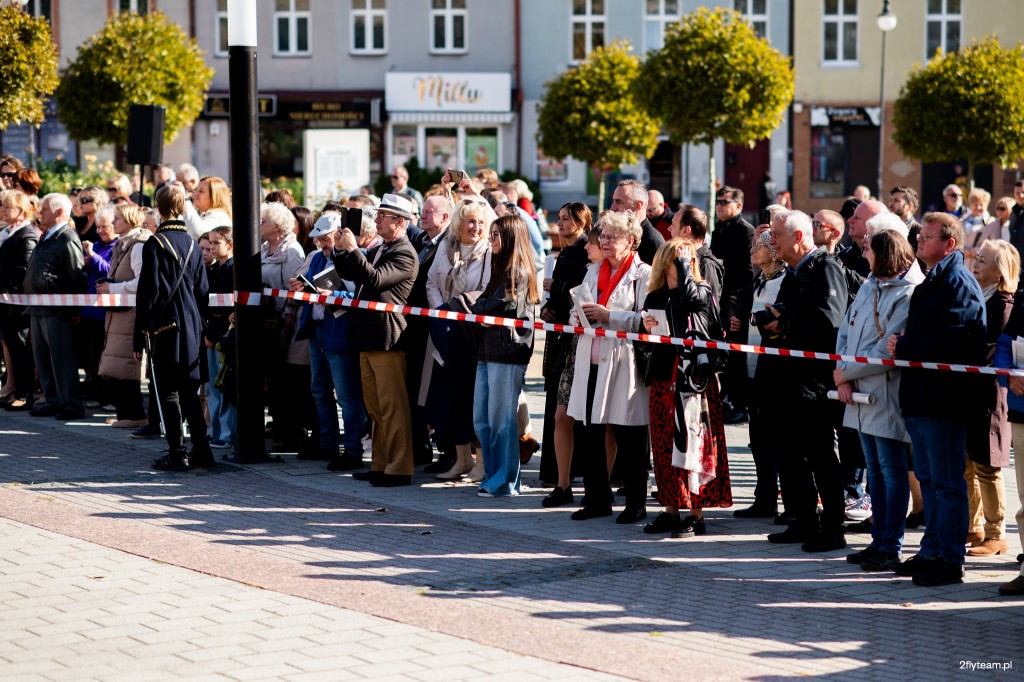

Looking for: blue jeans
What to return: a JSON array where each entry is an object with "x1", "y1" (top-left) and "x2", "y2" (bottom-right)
[
  {"x1": 858, "y1": 433, "x2": 910, "y2": 554},
  {"x1": 309, "y1": 325, "x2": 367, "y2": 455},
  {"x1": 473, "y1": 361, "x2": 526, "y2": 496},
  {"x1": 206, "y1": 347, "x2": 236, "y2": 444},
  {"x1": 904, "y1": 417, "x2": 968, "y2": 564}
]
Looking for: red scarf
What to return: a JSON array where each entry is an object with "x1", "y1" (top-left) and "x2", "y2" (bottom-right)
[{"x1": 597, "y1": 252, "x2": 635, "y2": 306}]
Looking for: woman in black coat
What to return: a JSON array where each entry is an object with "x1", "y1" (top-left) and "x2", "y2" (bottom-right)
[
  {"x1": 964, "y1": 239, "x2": 1018, "y2": 556},
  {"x1": 0, "y1": 190, "x2": 38, "y2": 410},
  {"x1": 538, "y1": 202, "x2": 592, "y2": 498}
]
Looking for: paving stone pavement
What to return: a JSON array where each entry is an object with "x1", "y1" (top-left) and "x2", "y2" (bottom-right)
[{"x1": 2, "y1": 345, "x2": 1023, "y2": 680}]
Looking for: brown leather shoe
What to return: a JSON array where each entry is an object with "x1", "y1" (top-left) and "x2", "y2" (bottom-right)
[
  {"x1": 967, "y1": 538, "x2": 1008, "y2": 556},
  {"x1": 965, "y1": 531, "x2": 985, "y2": 547},
  {"x1": 998, "y1": 575, "x2": 1024, "y2": 596},
  {"x1": 519, "y1": 433, "x2": 540, "y2": 465}
]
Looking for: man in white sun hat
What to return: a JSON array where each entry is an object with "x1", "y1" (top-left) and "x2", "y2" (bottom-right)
[{"x1": 332, "y1": 193, "x2": 419, "y2": 487}]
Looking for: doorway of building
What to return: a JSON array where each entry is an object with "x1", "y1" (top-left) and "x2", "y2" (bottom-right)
[{"x1": 725, "y1": 138, "x2": 769, "y2": 221}]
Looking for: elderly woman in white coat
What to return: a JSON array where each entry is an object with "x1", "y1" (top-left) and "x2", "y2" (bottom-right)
[
  {"x1": 834, "y1": 230, "x2": 924, "y2": 572},
  {"x1": 567, "y1": 211, "x2": 652, "y2": 524},
  {"x1": 423, "y1": 198, "x2": 495, "y2": 480}
]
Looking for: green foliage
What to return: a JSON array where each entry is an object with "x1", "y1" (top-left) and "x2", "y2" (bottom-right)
[
  {"x1": 0, "y1": 6, "x2": 59, "y2": 130},
  {"x1": 261, "y1": 176, "x2": 305, "y2": 204},
  {"x1": 636, "y1": 7, "x2": 794, "y2": 146},
  {"x1": 35, "y1": 156, "x2": 117, "y2": 196},
  {"x1": 54, "y1": 11, "x2": 213, "y2": 146},
  {"x1": 536, "y1": 41, "x2": 660, "y2": 173},
  {"x1": 893, "y1": 36, "x2": 1024, "y2": 176}
]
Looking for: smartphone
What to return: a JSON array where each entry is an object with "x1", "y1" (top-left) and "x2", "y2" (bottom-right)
[
  {"x1": 447, "y1": 168, "x2": 468, "y2": 183},
  {"x1": 760, "y1": 209, "x2": 772, "y2": 226},
  {"x1": 296, "y1": 274, "x2": 319, "y2": 294},
  {"x1": 345, "y1": 207, "x2": 363, "y2": 236}
]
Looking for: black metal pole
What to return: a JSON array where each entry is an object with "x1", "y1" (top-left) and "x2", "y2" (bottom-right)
[{"x1": 228, "y1": 44, "x2": 269, "y2": 463}]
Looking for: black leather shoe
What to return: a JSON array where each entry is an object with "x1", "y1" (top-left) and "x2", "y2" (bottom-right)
[
  {"x1": 912, "y1": 560, "x2": 964, "y2": 587},
  {"x1": 845, "y1": 519, "x2": 872, "y2": 533},
  {"x1": 775, "y1": 512, "x2": 798, "y2": 526},
  {"x1": 327, "y1": 456, "x2": 364, "y2": 472},
  {"x1": 802, "y1": 531, "x2": 847, "y2": 553},
  {"x1": 352, "y1": 470, "x2": 382, "y2": 482},
  {"x1": 722, "y1": 408, "x2": 749, "y2": 425},
  {"x1": 861, "y1": 551, "x2": 903, "y2": 572},
  {"x1": 541, "y1": 486, "x2": 574, "y2": 508},
  {"x1": 189, "y1": 447, "x2": 217, "y2": 469},
  {"x1": 893, "y1": 554, "x2": 938, "y2": 577},
  {"x1": 644, "y1": 512, "x2": 684, "y2": 534},
  {"x1": 570, "y1": 506, "x2": 612, "y2": 521},
  {"x1": 672, "y1": 516, "x2": 707, "y2": 539},
  {"x1": 734, "y1": 504, "x2": 779, "y2": 519},
  {"x1": 846, "y1": 546, "x2": 880, "y2": 564},
  {"x1": 152, "y1": 453, "x2": 189, "y2": 472},
  {"x1": 424, "y1": 457, "x2": 456, "y2": 474},
  {"x1": 616, "y1": 506, "x2": 647, "y2": 524},
  {"x1": 54, "y1": 409, "x2": 86, "y2": 421},
  {"x1": 905, "y1": 511, "x2": 925, "y2": 529},
  {"x1": 29, "y1": 405, "x2": 59, "y2": 417},
  {"x1": 768, "y1": 526, "x2": 813, "y2": 544},
  {"x1": 371, "y1": 473, "x2": 412, "y2": 487}
]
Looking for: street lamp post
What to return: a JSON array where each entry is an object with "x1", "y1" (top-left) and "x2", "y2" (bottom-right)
[
  {"x1": 227, "y1": 0, "x2": 270, "y2": 463},
  {"x1": 876, "y1": 0, "x2": 897, "y2": 199}
]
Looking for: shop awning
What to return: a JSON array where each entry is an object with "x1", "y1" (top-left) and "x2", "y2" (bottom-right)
[{"x1": 388, "y1": 112, "x2": 515, "y2": 124}]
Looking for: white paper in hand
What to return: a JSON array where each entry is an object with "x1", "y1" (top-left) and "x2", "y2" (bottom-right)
[
  {"x1": 643, "y1": 309, "x2": 669, "y2": 336},
  {"x1": 569, "y1": 283, "x2": 594, "y2": 329}
]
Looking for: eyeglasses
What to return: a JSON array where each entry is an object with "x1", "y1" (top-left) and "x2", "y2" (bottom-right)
[
  {"x1": 107, "y1": 187, "x2": 119, "y2": 192},
  {"x1": 78, "y1": 196, "x2": 94, "y2": 204},
  {"x1": 390, "y1": 174, "x2": 402, "y2": 180},
  {"x1": 811, "y1": 220, "x2": 826, "y2": 230},
  {"x1": 917, "y1": 233, "x2": 945, "y2": 242},
  {"x1": 715, "y1": 199, "x2": 736, "y2": 206},
  {"x1": 598, "y1": 233, "x2": 625, "y2": 242}
]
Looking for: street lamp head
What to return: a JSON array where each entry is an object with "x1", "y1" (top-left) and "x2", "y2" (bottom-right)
[
  {"x1": 227, "y1": 0, "x2": 258, "y2": 47},
  {"x1": 2, "y1": 0, "x2": 31, "y2": 8},
  {"x1": 877, "y1": 1, "x2": 897, "y2": 32}
]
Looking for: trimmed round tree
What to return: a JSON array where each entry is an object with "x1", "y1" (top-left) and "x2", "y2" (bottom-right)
[
  {"x1": 536, "y1": 40, "x2": 660, "y2": 210},
  {"x1": 55, "y1": 11, "x2": 213, "y2": 151},
  {"x1": 0, "y1": 6, "x2": 59, "y2": 134},
  {"x1": 637, "y1": 7, "x2": 794, "y2": 230},
  {"x1": 893, "y1": 36, "x2": 1024, "y2": 189}
]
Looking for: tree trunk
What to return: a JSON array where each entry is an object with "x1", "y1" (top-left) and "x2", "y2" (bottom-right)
[
  {"x1": 708, "y1": 141, "x2": 716, "y2": 235},
  {"x1": 967, "y1": 158, "x2": 975, "y2": 194},
  {"x1": 595, "y1": 166, "x2": 606, "y2": 213}
]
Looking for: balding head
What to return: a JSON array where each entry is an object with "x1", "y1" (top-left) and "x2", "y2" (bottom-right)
[
  {"x1": 849, "y1": 199, "x2": 888, "y2": 240},
  {"x1": 647, "y1": 190, "x2": 666, "y2": 220}
]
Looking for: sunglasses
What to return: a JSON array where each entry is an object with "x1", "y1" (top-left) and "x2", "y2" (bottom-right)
[
  {"x1": 716, "y1": 199, "x2": 736, "y2": 206},
  {"x1": 0, "y1": 172, "x2": 15, "y2": 179},
  {"x1": 946, "y1": 192, "x2": 961, "y2": 198},
  {"x1": 78, "y1": 196, "x2": 94, "y2": 204},
  {"x1": 997, "y1": 206, "x2": 1009, "y2": 211},
  {"x1": 106, "y1": 187, "x2": 119, "y2": 192}
]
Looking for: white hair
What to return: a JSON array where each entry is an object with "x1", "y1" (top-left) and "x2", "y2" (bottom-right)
[
  {"x1": 260, "y1": 201, "x2": 296, "y2": 236},
  {"x1": 42, "y1": 193, "x2": 72, "y2": 217},
  {"x1": 109, "y1": 173, "x2": 132, "y2": 196},
  {"x1": 510, "y1": 178, "x2": 533, "y2": 202},
  {"x1": 779, "y1": 210, "x2": 814, "y2": 247},
  {"x1": 177, "y1": 163, "x2": 199, "y2": 183},
  {"x1": 865, "y1": 212, "x2": 909, "y2": 240},
  {"x1": 96, "y1": 207, "x2": 117, "y2": 225}
]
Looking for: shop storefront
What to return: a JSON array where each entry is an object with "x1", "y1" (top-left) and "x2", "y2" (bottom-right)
[
  {"x1": 808, "y1": 105, "x2": 880, "y2": 199},
  {"x1": 384, "y1": 72, "x2": 514, "y2": 175}
]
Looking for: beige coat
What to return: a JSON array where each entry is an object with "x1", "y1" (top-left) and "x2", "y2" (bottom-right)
[
  {"x1": 98, "y1": 228, "x2": 149, "y2": 381},
  {"x1": 566, "y1": 256, "x2": 651, "y2": 426}
]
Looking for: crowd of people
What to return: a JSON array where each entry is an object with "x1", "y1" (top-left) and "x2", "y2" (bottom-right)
[{"x1": 1, "y1": 150, "x2": 1023, "y2": 595}]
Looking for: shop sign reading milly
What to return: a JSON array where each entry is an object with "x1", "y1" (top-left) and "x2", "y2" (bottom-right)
[{"x1": 385, "y1": 73, "x2": 511, "y2": 113}]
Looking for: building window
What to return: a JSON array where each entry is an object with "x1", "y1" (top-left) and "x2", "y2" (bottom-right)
[
  {"x1": 735, "y1": 0, "x2": 768, "y2": 40},
  {"x1": 425, "y1": 128, "x2": 459, "y2": 171},
  {"x1": 25, "y1": 0, "x2": 52, "y2": 21},
  {"x1": 571, "y1": 0, "x2": 605, "y2": 64},
  {"x1": 214, "y1": 0, "x2": 228, "y2": 56},
  {"x1": 351, "y1": 0, "x2": 387, "y2": 54},
  {"x1": 810, "y1": 125, "x2": 846, "y2": 198},
  {"x1": 643, "y1": 0, "x2": 681, "y2": 52},
  {"x1": 926, "y1": 0, "x2": 961, "y2": 58},
  {"x1": 822, "y1": 0, "x2": 857, "y2": 65},
  {"x1": 118, "y1": 0, "x2": 149, "y2": 13},
  {"x1": 464, "y1": 128, "x2": 497, "y2": 175},
  {"x1": 430, "y1": 0, "x2": 467, "y2": 54},
  {"x1": 537, "y1": 147, "x2": 569, "y2": 184},
  {"x1": 274, "y1": 0, "x2": 311, "y2": 57}
]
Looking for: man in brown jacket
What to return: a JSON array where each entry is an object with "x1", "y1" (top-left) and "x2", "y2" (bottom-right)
[{"x1": 333, "y1": 194, "x2": 419, "y2": 486}]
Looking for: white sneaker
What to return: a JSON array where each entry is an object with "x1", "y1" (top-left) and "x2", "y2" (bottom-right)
[{"x1": 845, "y1": 494, "x2": 872, "y2": 521}]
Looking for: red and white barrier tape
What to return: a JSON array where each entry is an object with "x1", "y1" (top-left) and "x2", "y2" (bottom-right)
[{"x1": 3, "y1": 288, "x2": 1022, "y2": 377}]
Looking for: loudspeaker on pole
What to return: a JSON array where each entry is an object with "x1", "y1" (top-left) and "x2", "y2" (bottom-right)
[{"x1": 126, "y1": 104, "x2": 166, "y2": 166}]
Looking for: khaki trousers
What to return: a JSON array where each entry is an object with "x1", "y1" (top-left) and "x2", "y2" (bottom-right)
[
  {"x1": 360, "y1": 350, "x2": 413, "y2": 476},
  {"x1": 965, "y1": 458, "x2": 1005, "y2": 539}
]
